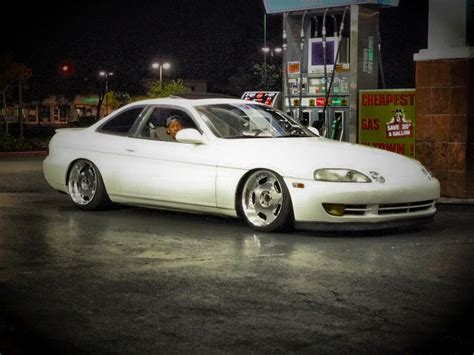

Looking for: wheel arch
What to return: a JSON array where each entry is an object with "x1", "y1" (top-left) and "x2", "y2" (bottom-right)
[
  {"x1": 234, "y1": 167, "x2": 294, "y2": 220},
  {"x1": 65, "y1": 158, "x2": 92, "y2": 185},
  {"x1": 65, "y1": 158, "x2": 108, "y2": 185},
  {"x1": 66, "y1": 158, "x2": 111, "y2": 210}
]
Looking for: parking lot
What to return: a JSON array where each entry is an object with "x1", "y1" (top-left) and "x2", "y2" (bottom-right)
[{"x1": 1, "y1": 157, "x2": 473, "y2": 353}]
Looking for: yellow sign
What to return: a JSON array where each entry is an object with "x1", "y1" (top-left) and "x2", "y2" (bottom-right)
[{"x1": 358, "y1": 89, "x2": 416, "y2": 158}]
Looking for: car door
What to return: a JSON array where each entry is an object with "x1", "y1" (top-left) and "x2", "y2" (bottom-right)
[
  {"x1": 93, "y1": 104, "x2": 148, "y2": 195},
  {"x1": 117, "y1": 106, "x2": 217, "y2": 207}
]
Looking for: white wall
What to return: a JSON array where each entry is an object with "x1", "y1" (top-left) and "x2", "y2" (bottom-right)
[{"x1": 414, "y1": 0, "x2": 474, "y2": 60}]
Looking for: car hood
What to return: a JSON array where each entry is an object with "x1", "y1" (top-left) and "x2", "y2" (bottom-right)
[{"x1": 216, "y1": 136, "x2": 426, "y2": 181}]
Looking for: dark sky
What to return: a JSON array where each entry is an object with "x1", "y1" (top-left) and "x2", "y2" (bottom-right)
[{"x1": 3, "y1": 0, "x2": 427, "y2": 99}]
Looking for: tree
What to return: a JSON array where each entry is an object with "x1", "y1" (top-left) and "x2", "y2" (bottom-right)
[
  {"x1": 97, "y1": 90, "x2": 105, "y2": 119},
  {"x1": 147, "y1": 79, "x2": 190, "y2": 98},
  {"x1": 0, "y1": 53, "x2": 32, "y2": 136},
  {"x1": 252, "y1": 63, "x2": 282, "y2": 91},
  {"x1": 226, "y1": 62, "x2": 283, "y2": 97},
  {"x1": 56, "y1": 95, "x2": 72, "y2": 121},
  {"x1": 0, "y1": 53, "x2": 17, "y2": 132},
  {"x1": 110, "y1": 91, "x2": 131, "y2": 110},
  {"x1": 15, "y1": 63, "x2": 32, "y2": 137}
]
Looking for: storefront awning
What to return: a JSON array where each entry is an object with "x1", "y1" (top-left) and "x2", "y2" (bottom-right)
[{"x1": 263, "y1": 0, "x2": 398, "y2": 14}]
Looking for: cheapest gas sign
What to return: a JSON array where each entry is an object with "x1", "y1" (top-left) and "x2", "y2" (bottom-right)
[{"x1": 358, "y1": 89, "x2": 416, "y2": 158}]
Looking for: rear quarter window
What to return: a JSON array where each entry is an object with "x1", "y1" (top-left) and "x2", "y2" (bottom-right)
[{"x1": 98, "y1": 106, "x2": 145, "y2": 136}]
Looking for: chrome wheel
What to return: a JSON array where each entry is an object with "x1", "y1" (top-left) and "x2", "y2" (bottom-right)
[
  {"x1": 242, "y1": 170, "x2": 285, "y2": 227},
  {"x1": 68, "y1": 160, "x2": 98, "y2": 205}
]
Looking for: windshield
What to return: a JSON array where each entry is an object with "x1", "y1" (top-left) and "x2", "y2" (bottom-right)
[{"x1": 195, "y1": 103, "x2": 316, "y2": 139}]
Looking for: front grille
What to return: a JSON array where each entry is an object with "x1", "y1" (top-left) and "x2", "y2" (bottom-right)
[
  {"x1": 344, "y1": 204, "x2": 370, "y2": 216},
  {"x1": 378, "y1": 200, "x2": 435, "y2": 215},
  {"x1": 323, "y1": 200, "x2": 435, "y2": 217}
]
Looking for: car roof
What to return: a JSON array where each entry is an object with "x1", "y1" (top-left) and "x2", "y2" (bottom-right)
[
  {"x1": 169, "y1": 92, "x2": 239, "y2": 100},
  {"x1": 126, "y1": 97, "x2": 261, "y2": 108}
]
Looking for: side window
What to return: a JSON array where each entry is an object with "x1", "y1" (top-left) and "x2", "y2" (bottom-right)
[
  {"x1": 99, "y1": 106, "x2": 145, "y2": 136},
  {"x1": 138, "y1": 107, "x2": 198, "y2": 141}
]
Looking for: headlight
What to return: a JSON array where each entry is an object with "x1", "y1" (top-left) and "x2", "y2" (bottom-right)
[
  {"x1": 314, "y1": 169, "x2": 371, "y2": 183},
  {"x1": 421, "y1": 166, "x2": 433, "y2": 180}
]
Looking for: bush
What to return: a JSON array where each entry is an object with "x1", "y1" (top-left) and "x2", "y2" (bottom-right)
[
  {"x1": 67, "y1": 117, "x2": 98, "y2": 127},
  {"x1": 147, "y1": 79, "x2": 191, "y2": 98},
  {"x1": 24, "y1": 125, "x2": 56, "y2": 139},
  {"x1": 0, "y1": 133, "x2": 33, "y2": 152}
]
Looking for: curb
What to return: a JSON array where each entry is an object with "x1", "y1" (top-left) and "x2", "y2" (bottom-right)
[
  {"x1": 438, "y1": 197, "x2": 474, "y2": 205},
  {"x1": 0, "y1": 151, "x2": 48, "y2": 158}
]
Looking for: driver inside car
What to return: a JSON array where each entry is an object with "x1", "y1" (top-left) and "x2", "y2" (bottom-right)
[{"x1": 166, "y1": 116, "x2": 184, "y2": 140}]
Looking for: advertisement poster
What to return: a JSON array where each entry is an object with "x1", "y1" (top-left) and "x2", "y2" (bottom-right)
[
  {"x1": 358, "y1": 89, "x2": 416, "y2": 158},
  {"x1": 287, "y1": 61, "x2": 300, "y2": 74},
  {"x1": 241, "y1": 91, "x2": 279, "y2": 107}
]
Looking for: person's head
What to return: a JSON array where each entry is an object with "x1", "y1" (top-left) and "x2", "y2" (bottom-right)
[{"x1": 166, "y1": 116, "x2": 184, "y2": 140}]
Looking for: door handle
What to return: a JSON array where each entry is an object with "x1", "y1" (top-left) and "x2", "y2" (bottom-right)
[{"x1": 126, "y1": 148, "x2": 135, "y2": 152}]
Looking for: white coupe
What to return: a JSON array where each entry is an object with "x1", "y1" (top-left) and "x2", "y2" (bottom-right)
[{"x1": 43, "y1": 98, "x2": 440, "y2": 232}]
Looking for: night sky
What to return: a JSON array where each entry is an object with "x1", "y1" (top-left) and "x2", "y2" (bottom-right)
[{"x1": 3, "y1": 0, "x2": 428, "y2": 100}]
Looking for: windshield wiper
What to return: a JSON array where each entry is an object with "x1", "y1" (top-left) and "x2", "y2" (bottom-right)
[
  {"x1": 277, "y1": 134, "x2": 308, "y2": 138},
  {"x1": 226, "y1": 136, "x2": 272, "y2": 139}
]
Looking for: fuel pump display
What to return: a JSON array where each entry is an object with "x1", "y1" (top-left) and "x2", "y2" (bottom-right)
[
  {"x1": 284, "y1": 8, "x2": 350, "y2": 140},
  {"x1": 264, "y1": 0, "x2": 399, "y2": 143}
]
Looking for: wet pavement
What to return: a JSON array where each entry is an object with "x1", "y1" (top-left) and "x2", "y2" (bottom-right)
[{"x1": 1, "y1": 157, "x2": 473, "y2": 354}]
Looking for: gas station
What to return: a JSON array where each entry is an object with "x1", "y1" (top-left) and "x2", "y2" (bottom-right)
[
  {"x1": 242, "y1": 0, "x2": 474, "y2": 198},
  {"x1": 244, "y1": 0, "x2": 400, "y2": 143}
]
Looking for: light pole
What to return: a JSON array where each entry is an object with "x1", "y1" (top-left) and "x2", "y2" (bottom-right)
[
  {"x1": 261, "y1": 46, "x2": 282, "y2": 89},
  {"x1": 263, "y1": 13, "x2": 267, "y2": 89},
  {"x1": 151, "y1": 62, "x2": 171, "y2": 88},
  {"x1": 99, "y1": 70, "x2": 114, "y2": 116},
  {"x1": 262, "y1": 46, "x2": 282, "y2": 65}
]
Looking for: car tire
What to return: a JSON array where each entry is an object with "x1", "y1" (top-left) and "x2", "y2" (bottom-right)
[
  {"x1": 67, "y1": 159, "x2": 111, "y2": 211},
  {"x1": 239, "y1": 169, "x2": 294, "y2": 232}
]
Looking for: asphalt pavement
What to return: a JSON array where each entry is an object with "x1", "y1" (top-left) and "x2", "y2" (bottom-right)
[{"x1": 1, "y1": 156, "x2": 473, "y2": 354}]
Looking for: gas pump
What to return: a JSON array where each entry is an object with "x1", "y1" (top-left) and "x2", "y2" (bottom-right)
[{"x1": 264, "y1": 0, "x2": 399, "y2": 142}]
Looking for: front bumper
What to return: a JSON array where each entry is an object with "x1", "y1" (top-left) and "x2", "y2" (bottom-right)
[
  {"x1": 295, "y1": 215, "x2": 435, "y2": 232},
  {"x1": 285, "y1": 176, "x2": 440, "y2": 225}
]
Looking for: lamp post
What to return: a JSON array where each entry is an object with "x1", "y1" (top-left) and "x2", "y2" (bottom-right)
[
  {"x1": 151, "y1": 62, "x2": 171, "y2": 88},
  {"x1": 261, "y1": 46, "x2": 282, "y2": 89},
  {"x1": 99, "y1": 70, "x2": 114, "y2": 116},
  {"x1": 262, "y1": 46, "x2": 282, "y2": 65}
]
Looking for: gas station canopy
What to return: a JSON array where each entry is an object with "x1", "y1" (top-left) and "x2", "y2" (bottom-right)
[{"x1": 263, "y1": 0, "x2": 398, "y2": 13}]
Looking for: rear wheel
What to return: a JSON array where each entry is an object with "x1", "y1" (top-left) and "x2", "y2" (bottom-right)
[
  {"x1": 68, "y1": 159, "x2": 110, "y2": 210},
  {"x1": 240, "y1": 169, "x2": 293, "y2": 232}
]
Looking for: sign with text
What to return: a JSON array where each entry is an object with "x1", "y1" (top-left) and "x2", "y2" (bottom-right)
[
  {"x1": 358, "y1": 89, "x2": 416, "y2": 158},
  {"x1": 264, "y1": 0, "x2": 398, "y2": 13}
]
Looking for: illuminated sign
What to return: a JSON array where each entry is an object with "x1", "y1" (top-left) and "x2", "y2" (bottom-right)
[
  {"x1": 263, "y1": 0, "x2": 399, "y2": 13},
  {"x1": 82, "y1": 97, "x2": 99, "y2": 104},
  {"x1": 287, "y1": 61, "x2": 300, "y2": 74},
  {"x1": 316, "y1": 97, "x2": 326, "y2": 106},
  {"x1": 359, "y1": 89, "x2": 415, "y2": 158},
  {"x1": 242, "y1": 91, "x2": 279, "y2": 107}
]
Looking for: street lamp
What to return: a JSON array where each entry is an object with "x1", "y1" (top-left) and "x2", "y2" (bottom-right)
[
  {"x1": 99, "y1": 70, "x2": 114, "y2": 116},
  {"x1": 151, "y1": 62, "x2": 171, "y2": 88},
  {"x1": 261, "y1": 46, "x2": 282, "y2": 89},
  {"x1": 262, "y1": 46, "x2": 282, "y2": 65}
]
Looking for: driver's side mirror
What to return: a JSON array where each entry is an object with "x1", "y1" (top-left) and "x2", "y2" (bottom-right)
[
  {"x1": 308, "y1": 126, "x2": 320, "y2": 136},
  {"x1": 175, "y1": 128, "x2": 205, "y2": 144}
]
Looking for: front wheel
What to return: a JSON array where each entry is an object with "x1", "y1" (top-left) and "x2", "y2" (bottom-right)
[
  {"x1": 68, "y1": 159, "x2": 110, "y2": 210},
  {"x1": 240, "y1": 169, "x2": 294, "y2": 232}
]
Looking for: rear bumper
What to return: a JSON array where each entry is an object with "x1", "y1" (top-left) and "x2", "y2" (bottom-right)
[{"x1": 43, "y1": 155, "x2": 68, "y2": 193}]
